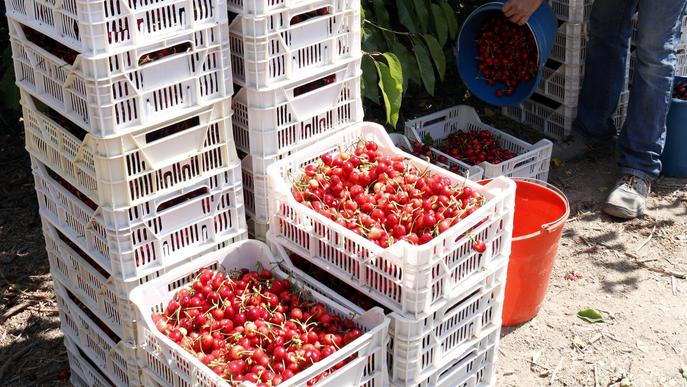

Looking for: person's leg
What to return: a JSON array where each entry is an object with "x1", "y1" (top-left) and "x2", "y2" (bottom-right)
[
  {"x1": 574, "y1": 0, "x2": 638, "y2": 144},
  {"x1": 604, "y1": 1, "x2": 687, "y2": 219},
  {"x1": 618, "y1": 1, "x2": 687, "y2": 181}
]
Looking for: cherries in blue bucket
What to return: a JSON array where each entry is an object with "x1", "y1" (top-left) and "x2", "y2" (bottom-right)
[{"x1": 476, "y1": 14, "x2": 539, "y2": 98}]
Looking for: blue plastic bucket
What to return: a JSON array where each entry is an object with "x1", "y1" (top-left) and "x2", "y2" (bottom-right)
[
  {"x1": 661, "y1": 76, "x2": 687, "y2": 177},
  {"x1": 456, "y1": 1, "x2": 557, "y2": 106}
]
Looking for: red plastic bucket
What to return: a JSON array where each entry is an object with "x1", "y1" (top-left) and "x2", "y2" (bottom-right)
[{"x1": 480, "y1": 178, "x2": 569, "y2": 326}]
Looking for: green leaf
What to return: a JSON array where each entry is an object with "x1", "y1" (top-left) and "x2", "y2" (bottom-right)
[
  {"x1": 392, "y1": 41, "x2": 421, "y2": 91},
  {"x1": 680, "y1": 367, "x2": 687, "y2": 381},
  {"x1": 423, "y1": 34, "x2": 446, "y2": 81},
  {"x1": 440, "y1": 0, "x2": 458, "y2": 39},
  {"x1": 412, "y1": 0, "x2": 429, "y2": 33},
  {"x1": 382, "y1": 52, "x2": 403, "y2": 89},
  {"x1": 375, "y1": 55, "x2": 403, "y2": 127},
  {"x1": 373, "y1": 0, "x2": 395, "y2": 47},
  {"x1": 413, "y1": 38, "x2": 435, "y2": 95},
  {"x1": 361, "y1": 55, "x2": 380, "y2": 104},
  {"x1": 397, "y1": 0, "x2": 416, "y2": 33},
  {"x1": 361, "y1": 26, "x2": 387, "y2": 52},
  {"x1": 430, "y1": 4, "x2": 448, "y2": 46},
  {"x1": 576, "y1": 309, "x2": 605, "y2": 323}
]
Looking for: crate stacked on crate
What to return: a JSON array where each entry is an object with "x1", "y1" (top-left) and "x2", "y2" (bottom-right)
[
  {"x1": 130, "y1": 239, "x2": 390, "y2": 386},
  {"x1": 5, "y1": 0, "x2": 249, "y2": 381},
  {"x1": 502, "y1": 0, "x2": 636, "y2": 139},
  {"x1": 228, "y1": 0, "x2": 363, "y2": 241},
  {"x1": 266, "y1": 122, "x2": 516, "y2": 386}
]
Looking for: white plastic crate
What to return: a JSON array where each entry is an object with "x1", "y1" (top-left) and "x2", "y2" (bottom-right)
[
  {"x1": 273, "y1": 240, "x2": 505, "y2": 386},
  {"x1": 241, "y1": 153, "x2": 272, "y2": 222},
  {"x1": 227, "y1": 0, "x2": 356, "y2": 16},
  {"x1": 550, "y1": 0, "x2": 593, "y2": 22},
  {"x1": 536, "y1": 62, "x2": 584, "y2": 106},
  {"x1": 406, "y1": 105, "x2": 553, "y2": 181},
  {"x1": 65, "y1": 333, "x2": 130, "y2": 387},
  {"x1": 229, "y1": 0, "x2": 360, "y2": 89},
  {"x1": 549, "y1": 22, "x2": 587, "y2": 66},
  {"x1": 129, "y1": 239, "x2": 390, "y2": 387},
  {"x1": 23, "y1": 93, "x2": 238, "y2": 210},
  {"x1": 389, "y1": 132, "x2": 485, "y2": 182},
  {"x1": 266, "y1": 122, "x2": 516, "y2": 316},
  {"x1": 44, "y1": 217, "x2": 136, "y2": 344},
  {"x1": 10, "y1": 19, "x2": 232, "y2": 138},
  {"x1": 42, "y1": 214, "x2": 247, "y2": 344},
  {"x1": 501, "y1": 94, "x2": 577, "y2": 140},
  {"x1": 4, "y1": 0, "x2": 227, "y2": 55},
  {"x1": 679, "y1": 14, "x2": 687, "y2": 51},
  {"x1": 33, "y1": 156, "x2": 246, "y2": 280},
  {"x1": 413, "y1": 328, "x2": 497, "y2": 387},
  {"x1": 537, "y1": 60, "x2": 631, "y2": 107},
  {"x1": 677, "y1": 49, "x2": 687, "y2": 77},
  {"x1": 232, "y1": 56, "x2": 362, "y2": 157},
  {"x1": 503, "y1": 91, "x2": 630, "y2": 140},
  {"x1": 387, "y1": 264, "x2": 505, "y2": 385},
  {"x1": 54, "y1": 278, "x2": 141, "y2": 387}
]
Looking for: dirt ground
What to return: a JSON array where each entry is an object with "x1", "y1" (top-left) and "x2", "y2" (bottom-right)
[
  {"x1": 0, "y1": 112, "x2": 685, "y2": 387},
  {"x1": 497, "y1": 155, "x2": 687, "y2": 387}
]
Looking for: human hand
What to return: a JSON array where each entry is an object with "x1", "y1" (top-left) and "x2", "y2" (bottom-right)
[{"x1": 502, "y1": 0, "x2": 545, "y2": 25}]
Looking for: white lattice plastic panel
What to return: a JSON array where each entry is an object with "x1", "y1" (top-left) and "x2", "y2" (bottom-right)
[
  {"x1": 677, "y1": 49, "x2": 687, "y2": 77},
  {"x1": 232, "y1": 56, "x2": 362, "y2": 158},
  {"x1": 272, "y1": 241, "x2": 503, "y2": 386},
  {"x1": 412, "y1": 328, "x2": 498, "y2": 387},
  {"x1": 536, "y1": 60, "x2": 631, "y2": 107},
  {"x1": 10, "y1": 19, "x2": 232, "y2": 138},
  {"x1": 502, "y1": 91, "x2": 629, "y2": 140},
  {"x1": 4, "y1": 0, "x2": 227, "y2": 54},
  {"x1": 65, "y1": 333, "x2": 131, "y2": 387},
  {"x1": 229, "y1": 0, "x2": 360, "y2": 89},
  {"x1": 273, "y1": 240, "x2": 505, "y2": 386},
  {"x1": 549, "y1": 21, "x2": 587, "y2": 66},
  {"x1": 550, "y1": 0, "x2": 593, "y2": 22},
  {"x1": 129, "y1": 240, "x2": 389, "y2": 387},
  {"x1": 54, "y1": 278, "x2": 141, "y2": 387},
  {"x1": 387, "y1": 263, "x2": 505, "y2": 385},
  {"x1": 33, "y1": 156, "x2": 246, "y2": 280},
  {"x1": 406, "y1": 105, "x2": 553, "y2": 181},
  {"x1": 23, "y1": 93, "x2": 238, "y2": 210},
  {"x1": 266, "y1": 122, "x2": 516, "y2": 315},
  {"x1": 241, "y1": 154, "x2": 273, "y2": 222},
  {"x1": 227, "y1": 0, "x2": 355, "y2": 16},
  {"x1": 43, "y1": 214, "x2": 247, "y2": 343}
]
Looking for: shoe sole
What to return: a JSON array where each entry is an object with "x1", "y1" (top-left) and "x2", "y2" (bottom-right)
[{"x1": 602, "y1": 203, "x2": 644, "y2": 220}]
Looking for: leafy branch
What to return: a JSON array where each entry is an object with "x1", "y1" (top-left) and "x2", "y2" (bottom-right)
[{"x1": 361, "y1": 0, "x2": 458, "y2": 127}]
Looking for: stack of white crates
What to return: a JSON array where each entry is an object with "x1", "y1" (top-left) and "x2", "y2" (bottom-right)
[
  {"x1": 266, "y1": 122, "x2": 514, "y2": 386},
  {"x1": 5, "y1": 0, "x2": 248, "y2": 383},
  {"x1": 227, "y1": 0, "x2": 363, "y2": 240},
  {"x1": 503, "y1": 0, "x2": 687, "y2": 139}
]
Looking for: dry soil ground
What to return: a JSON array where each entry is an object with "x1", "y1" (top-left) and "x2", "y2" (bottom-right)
[{"x1": 0, "y1": 115, "x2": 685, "y2": 387}]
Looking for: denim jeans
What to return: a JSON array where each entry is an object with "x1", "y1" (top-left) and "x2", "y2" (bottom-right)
[{"x1": 574, "y1": 0, "x2": 687, "y2": 181}]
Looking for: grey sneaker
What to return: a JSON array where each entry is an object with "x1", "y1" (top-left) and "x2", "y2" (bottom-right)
[{"x1": 602, "y1": 175, "x2": 651, "y2": 219}]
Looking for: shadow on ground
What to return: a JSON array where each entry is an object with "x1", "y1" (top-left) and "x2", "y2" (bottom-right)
[{"x1": 0, "y1": 129, "x2": 69, "y2": 386}]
